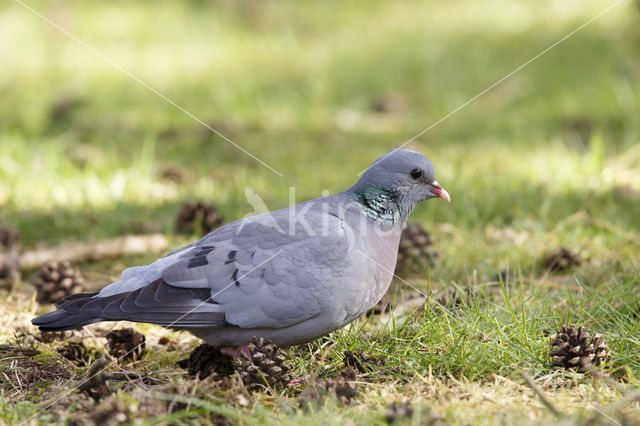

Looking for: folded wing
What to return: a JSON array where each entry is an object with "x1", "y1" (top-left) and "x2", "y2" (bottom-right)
[{"x1": 33, "y1": 207, "x2": 352, "y2": 332}]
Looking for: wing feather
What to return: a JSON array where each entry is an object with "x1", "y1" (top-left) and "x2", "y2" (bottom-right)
[{"x1": 37, "y1": 205, "x2": 354, "y2": 332}]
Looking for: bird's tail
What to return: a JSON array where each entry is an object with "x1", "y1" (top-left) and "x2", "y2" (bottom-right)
[{"x1": 32, "y1": 292, "x2": 102, "y2": 331}]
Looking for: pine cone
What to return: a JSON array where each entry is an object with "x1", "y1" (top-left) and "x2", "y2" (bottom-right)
[
  {"x1": 237, "y1": 337, "x2": 293, "y2": 390},
  {"x1": 371, "y1": 92, "x2": 407, "y2": 114},
  {"x1": 308, "y1": 373, "x2": 359, "y2": 406},
  {"x1": 343, "y1": 350, "x2": 387, "y2": 373},
  {"x1": 544, "y1": 248, "x2": 581, "y2": 273},
  {"x1": 157, "y1": 165, "x2": 186, "y2": 183},
  {"x1": 0, "y1": 225, "x2": 21, "y2": 253},
  {"x1": 385, "y1": 402, "x2": 414, "y2": 423},
  {"x1": 105, "y1": 328, "x2": 146, "y2": 362},
  {"x1": 0, "y1": 225, "x2": 21, "y2": 288},
  {"x1": 385, "y1": 402, "x2": 448, "y2": 425},
  {"x1": 320, "y1": 376, "x2": 358, "y2": 404},
  {"x1": 39, "y1": 331, "x2": 66, "y2": 344},
  {"x1": 34, "y1": 261, "x2": 85, "y2": 304},
  {"x1": 58, "y1": 341, "x2": 92, "y2": 365},
  {"x1": 175, "y1": 201, "x2": 223, "y2": 235},
  {"x1": 79, "y1": 396, "x2": 132, "y2": 424},
  {"x1": 550, "y1": 325, "x2": 610, "y2": 372},
  {"x1": 177, "y1": 344, "x2": 235, "y2": 380},
  {"x1": 395, "y1": 224, "x2": 436, "y2": 276},
  {"x1": 0, "y1": 256, "x2": 21, "y2": 289}
]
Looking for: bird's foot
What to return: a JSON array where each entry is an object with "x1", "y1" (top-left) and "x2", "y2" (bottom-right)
[
  {"x1": 288, "y1": 376, "x2": 305, "y2": 385},
  {"x1": 220, "y1": 344, "x2": 252, "y2": 362},
  {"x1": 219, "y1": 347, "x2": 240, "y2": 357},
  {"x1": 240, "y1": 344, "x2": 252, "y2": 361}
]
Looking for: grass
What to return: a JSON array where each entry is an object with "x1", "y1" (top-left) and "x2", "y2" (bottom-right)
[{"x1": 1, "y1": 0, "x2": 639, "y2": 424}]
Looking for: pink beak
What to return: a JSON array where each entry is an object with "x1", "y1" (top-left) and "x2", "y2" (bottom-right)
[{"x1": 428, "y1": 180, "x2": 450, "y2": 203}]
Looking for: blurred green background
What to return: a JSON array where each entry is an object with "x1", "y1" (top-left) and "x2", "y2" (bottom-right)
[
  {"x1": 1, "y1": 2, "x2": 640, "y2": 423},
  {"x1": 1, "y1": 0, "x2": 638, "y2": 281}
]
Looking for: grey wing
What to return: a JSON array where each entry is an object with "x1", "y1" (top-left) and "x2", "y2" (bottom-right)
[
  {"x1": 84, "y1": 211, "x2": 351, "y2": 329},
  {"x1": 161, "y1": 214, "x2": 352, "y2": 328}
]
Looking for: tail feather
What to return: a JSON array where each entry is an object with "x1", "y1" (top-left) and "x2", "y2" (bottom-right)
[
  {"x1": 32, "y1": 309, "x2": 102, "y2": 331},
  {"x1": 32, "y1": 280, "x2": 225, "y2": 331},
  {"x1": 33, "y1": 292, "x2": 103, "y2": 331}
]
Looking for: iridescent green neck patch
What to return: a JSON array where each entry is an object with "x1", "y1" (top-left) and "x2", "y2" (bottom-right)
[{"x1": 352, "y1": 186, "x2": 401, "y2": 226}]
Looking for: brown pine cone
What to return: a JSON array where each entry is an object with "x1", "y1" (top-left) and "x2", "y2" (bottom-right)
[
  {"x1": 157, "y1": 165, "x2": 186, "y2": 183},
  {"x1": 0, "y1": 225, "x2": 20, "y2": 253},
  {"x1": 371, "y1": 92, "x2": 407, "y2": 114},
  {"x1": 544, "y1": 248, "x2": 581, "y2": 273},
  {"x1": 343, "y1": 350, "x2": 387, "y2": 373},
  {"x1": 300, "y1": 369, "x2": 359, "y2": 407},
  {"x1": 385, "y1": 402, "x2": 414, "y2": 423},
  {"x1": 550, "y1": 325, "x2": 610, "y2": 372},
  {"x1": 0, "y1": 225, "x2": 21, "y2": 288},
  {"x1": 395, "y1": 223, "x2": 436, "y2": 277},
  {"x1": 237, "y1": 336, "x2": 293, "y2": 390},
  {"x1": 175, "y1": 201, "x2": 223, "y2": 235},
  {"x1": 34, "y1": 261, "x2": 85, "y2": 304},
  {"x1": 177, "y1": 344, "x2": 235, "y2": 380},
  {"x1": 105, "y1": 328, "x2": 146, "y2": 362},
  {"x1": 0, "y1": 256, "x2": 21, "y2": 289},
  {"x1": 385, "y1": 401, "x2": 448, "y2": 425},
  {"x1": 58, "y1": 341, "x2": 92, "y2": 365},
  {"x1": 317, "y1": 375, "x2": 358, "y2": 404},
  {"x1": 39, "y1": 331, "x2": 66, "y2": 344},
  {"x1": 72, "y1": 396, "x2": 132, "y2": 424}
]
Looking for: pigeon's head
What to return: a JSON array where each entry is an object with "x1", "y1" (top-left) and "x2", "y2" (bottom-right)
[
  {"x1": 355, "y1": 149, "x2": 450, "y2": 205},
  {"x1": 348, "y1": 149, "x2": 449, "y2": 225}
]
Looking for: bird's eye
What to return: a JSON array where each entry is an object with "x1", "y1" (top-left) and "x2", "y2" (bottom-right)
[{"x1": 410, "y1": 169, "x2": 423, "y2": 180}]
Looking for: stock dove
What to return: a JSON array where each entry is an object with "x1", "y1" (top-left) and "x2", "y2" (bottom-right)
[{"x1": 33, "y1": 149, "x2": 449, "y2": 348}]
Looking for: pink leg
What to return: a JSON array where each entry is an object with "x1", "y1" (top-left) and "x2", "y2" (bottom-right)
[
  {"x1": 240, "y1": 344, "x2": 252, "y2": 362},
  {"x1": 220, "y1": 347, "x2": 242, "y2": 357},
  {"x1": 220, "y1": 345, "x2": 252, "y2": 362},
  {"x1": 288, "y1": 376, "x2": 305, "y2": 385}
]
